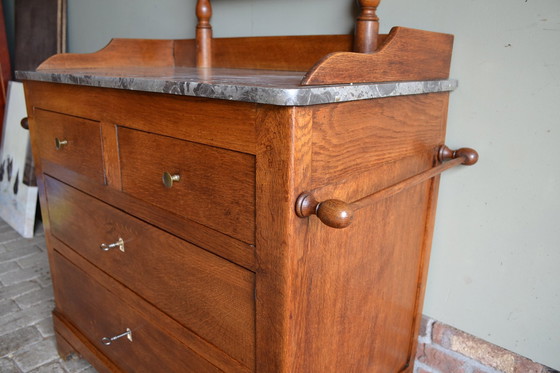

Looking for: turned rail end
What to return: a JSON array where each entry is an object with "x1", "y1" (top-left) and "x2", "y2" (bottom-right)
[
  {"x1": 438, "y1": 145, "x2": 479, "y2": 166},
  {"x1": 296, "y1": 193, "x2": 354, "y2": 229}
]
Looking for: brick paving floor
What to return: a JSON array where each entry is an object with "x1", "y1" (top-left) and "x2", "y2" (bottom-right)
[{"x1": 0, "y1": 218, "x2": 96, "y2": 373}]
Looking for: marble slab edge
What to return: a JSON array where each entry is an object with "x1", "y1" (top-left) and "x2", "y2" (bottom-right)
[{"x1": 16, "y1": 70, "x2": 458, "y2": 106}]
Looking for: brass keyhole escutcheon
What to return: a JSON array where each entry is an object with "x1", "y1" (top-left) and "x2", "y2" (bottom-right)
[
  {"x1": 101, "y1": 328, "x2": 133, "y2": 346},
  {"x1": 100, "y1": 237, "x2": 125, "y2": 252},
  {"x1": 162, "y1": 172, "x2": 181, "y2": 188}
]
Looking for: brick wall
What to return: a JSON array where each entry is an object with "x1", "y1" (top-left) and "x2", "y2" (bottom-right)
[{"x1": 414, "y1": 316, "x2": 558, "y2": 373}]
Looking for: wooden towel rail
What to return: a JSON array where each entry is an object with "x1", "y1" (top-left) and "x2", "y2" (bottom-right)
[{"x1": 295, "y1": 146, "x2": 479, "y2": 229}]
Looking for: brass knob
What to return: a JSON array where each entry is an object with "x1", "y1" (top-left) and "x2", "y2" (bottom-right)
[
  {"x1": 55, "y1": 138, "x2": 68, "y2": 150},
  {"x1": 162, "y1": 172, "x2": 181, "y2": 188}
]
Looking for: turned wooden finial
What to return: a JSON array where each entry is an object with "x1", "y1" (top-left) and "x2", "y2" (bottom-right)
[
  {"x1": 438, "y1": 145, "x2": 479, "y2": 166},
  {"x1": 196, "y1": 0, "x2": 213, "y2": 67},
  {"x1": 354, "y1": 0, "x2": 381, "y2": 53}
]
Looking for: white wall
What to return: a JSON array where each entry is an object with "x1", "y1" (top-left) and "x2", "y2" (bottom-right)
[
  {"x1": 66, "y1": 0, "x2": 560, "y2": 369},
  {"x1": 67, "y1": 0, "x2": 356, "y2": 53}
]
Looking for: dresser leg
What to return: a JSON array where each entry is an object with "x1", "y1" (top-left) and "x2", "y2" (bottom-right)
[{"x1": 55, "y1": 332, "x2": 78, "y2": 360}]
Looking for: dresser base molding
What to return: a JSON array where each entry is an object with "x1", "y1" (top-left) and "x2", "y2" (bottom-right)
[{"x1": 54, "y1": 331, "x2": 75, "y2": 361}]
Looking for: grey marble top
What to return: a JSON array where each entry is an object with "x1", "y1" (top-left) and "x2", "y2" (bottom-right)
[{"x1": 16, "y1": 67, "x2": 457, "y2": 106}]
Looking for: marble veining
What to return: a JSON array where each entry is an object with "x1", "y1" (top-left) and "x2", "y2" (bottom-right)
[{"x1": 16, "y1": 67, "x2": 458, "y2": 106}]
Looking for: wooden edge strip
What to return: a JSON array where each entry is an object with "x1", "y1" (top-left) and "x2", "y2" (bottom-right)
[{"x1": 37, "y1": 38, "x2": 176, "y2": 70}]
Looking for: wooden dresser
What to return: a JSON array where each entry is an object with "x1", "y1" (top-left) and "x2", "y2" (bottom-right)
[{"x1": 18, "y1": 1, "x2": 477, "y2": 372}]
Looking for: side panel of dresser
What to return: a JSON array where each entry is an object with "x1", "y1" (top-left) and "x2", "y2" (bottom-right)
[
  {"x1": 255, "y1": 93, "x2": 449, "y2": 372},
  {"x1": 305, "y1": 94, "x2": 450, "y2": 373}
]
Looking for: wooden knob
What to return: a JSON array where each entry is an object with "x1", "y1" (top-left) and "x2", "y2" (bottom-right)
[
  {"x1": 295, "y1": 194, "x2": 354, "y2": 229},
  {"x1": 196, "y1": 0, "x2": 213, "y2": 68},
  {"x1": 438, "y1": 145, "x2": 479, "y2": 166},
  {"x1": 358, "y1": 0, "x2": 382, "y2": 11},
  {"x1": 316, "y1": 199, "x2": 354, "y2": 229},
  {"x1": 454, "y1": 148, "x2": 479, "y2": 166},
  {"x1": 196, "y1": 0, "x2": 212, "y2": 28},
  {"x1": 20, "y1": 117, "x2": 29, "y2": 130}
]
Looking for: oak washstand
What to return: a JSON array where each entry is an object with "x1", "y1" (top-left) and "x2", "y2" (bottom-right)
[{"x1": 17, "y1": 0, "x2": 478, "y2": 371}]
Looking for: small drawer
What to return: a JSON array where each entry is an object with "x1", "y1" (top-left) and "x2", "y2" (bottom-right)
[
  {"x1": 118, "y1": 127, "x2": 255, "y2": 244},
  {"x1": 33, "y1": 109, "x2": 104, "y2": 184},
  {"x1": 52, "y1": 252, "x2": 223, "y2": 373},
  {"x1": 45, "y1": 176, "x2": 255, "y2": 368}
]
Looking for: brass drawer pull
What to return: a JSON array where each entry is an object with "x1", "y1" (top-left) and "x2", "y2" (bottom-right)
[
  {"x1": 54, "y1": 137, "x2": 68, "y2": 150},
  {"x1": 100, "y1": 237, "x2": 125, "y2": 252},
  {"x1": 102, "y1": 328, "x2": 132, "y2": 346},
  {"x1": 162, "y1": 172, "x2": 181, "y2": 188},
  {"x1": 296, "y1": 145, "x2": 479, "y2": 229}
]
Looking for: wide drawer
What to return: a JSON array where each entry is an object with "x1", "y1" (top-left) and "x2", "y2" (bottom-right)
[
  {"x1": 33, "y1": 109, "x2": 104, "y2": 184},
  {"x1": 45, "y1": 176, "x2": 255, "y2": 367},
  {"x1": 52, "y1": 252, "x2": 223, "y2": 372},
  {"x1": 118, "y1": 127, "x2": 256, "y2": 244}
]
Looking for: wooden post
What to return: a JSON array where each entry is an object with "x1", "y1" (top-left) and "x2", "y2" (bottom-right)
[
  {"x1": 354, "y1": 0, "x2": 381, "y2": 53},
  {"x1": 196, "y1": 0, "x2": 212, "y2": 68}
]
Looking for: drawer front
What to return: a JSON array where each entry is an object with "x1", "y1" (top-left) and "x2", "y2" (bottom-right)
[
  {"x1": 45, "y1": 176, "x2": 255, "y2": 367},
  {"x1": 118, "y1": 127, "x2": 255, "y2": 244},
  {"x1": 25, "y1": 81, "x2": 257, "y2": 155},
  {"x1": 33, "y1": 109, "x2": 104, "y2": 184},
  {"x1": 52, "y1": 252, "x2": 222, "y2": 373}
]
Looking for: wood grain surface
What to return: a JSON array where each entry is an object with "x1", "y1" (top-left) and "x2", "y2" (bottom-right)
[
  {"x1": 52, "y1": 252, "x2": 225, "y2": 373},
  {"x1": 302, "y1": 27, "x2": 453, "y2": 85},
  {"x1": 46, "y1": 176, "x2": 256, "y2": 368},
  {"x1": 178, "y1": 35, "x2": 357, "y2": 71},
  {"x1": 52, "y1": 234, "x2": 252, "y2": 372},
  {"x1": 289, "y1": 152, "x2": 436, "y2": 372},
  {"x1": 118, "y1": 127, "x2": 256, "y2": 244},
  {"x1": 310, "y1": 93, "x2": 449, "y2": 187},
  {"x1": 254, "y1": 105, "x2": 313, "y2": 373},
  {"x1": 33, "y1": 109, "x2": 105, "y2": 184},
  {"x1": 38, "y1": 39, "x2": 174, "y2": 70},
  {"x1": 25, "y1": 81, "x2": 257, "y2": 155}
]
